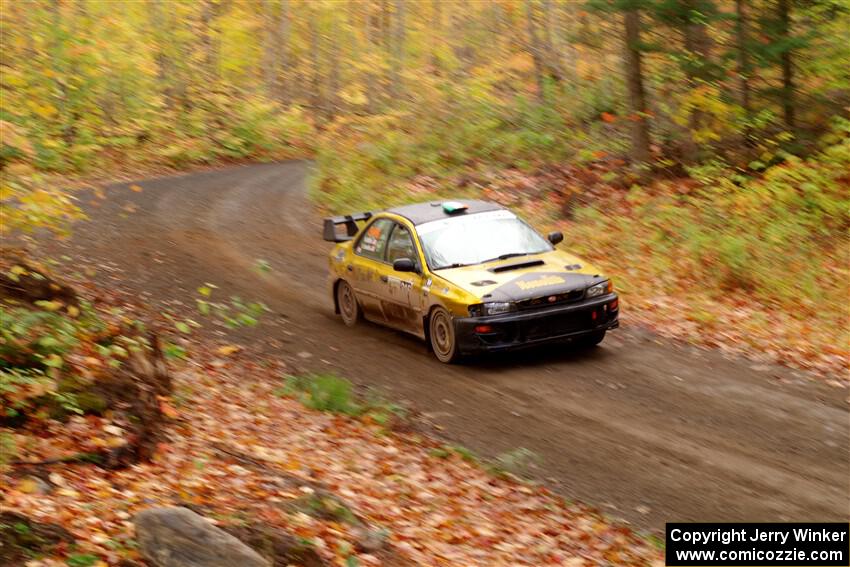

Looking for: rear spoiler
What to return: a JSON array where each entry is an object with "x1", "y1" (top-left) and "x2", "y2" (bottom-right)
[{"x1": 322, "y1": 212, "x2": 373, "y2": 242}]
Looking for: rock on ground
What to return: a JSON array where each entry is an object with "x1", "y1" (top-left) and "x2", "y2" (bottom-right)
[
  {"x1": 134, "y1": 507, "x2": 270, "y2": 567},
  {"x1": 222, "y1": 523, "x2": 327, "y2": 567}
]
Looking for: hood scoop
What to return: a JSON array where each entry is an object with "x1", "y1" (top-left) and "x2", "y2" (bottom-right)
[
  {"x1": 489, "y1": 259, "x2": 545, "y2": 273},
  {"x1": 471, "y1": 279, "x2": 498, "y2": 286}
]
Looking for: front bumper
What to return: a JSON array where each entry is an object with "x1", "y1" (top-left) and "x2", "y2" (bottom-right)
[{"x1": 454, "y1": 293, "x2": 619, "y2": 354}]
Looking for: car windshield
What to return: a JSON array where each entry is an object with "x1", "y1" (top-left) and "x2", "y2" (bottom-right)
[{"x1": 417, "y1": 210, "x2": 553, "y2": 270}]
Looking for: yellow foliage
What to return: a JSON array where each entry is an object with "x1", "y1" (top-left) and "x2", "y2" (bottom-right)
[
  {"x1": 0, "y1": 173, "x2": 86, "y2": 237},
  {"x1": 29, "y1": 101, "x2": 57, "y2": 119},
  {"x1": 674, "y1": 84, "x2": 742, "y2": 144},
  {"x1": 0, "y1": 120, "x2": 33, "y2": 157},
  {"x1": 504, "y1": 52, "x2": 535, "y2": 74},
  {"x1": 340, "y1": 85, "x2": 369, "y2": 106}
]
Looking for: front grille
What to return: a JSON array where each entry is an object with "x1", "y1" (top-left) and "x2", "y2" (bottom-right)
[
  {"x1": 516, "y1": 288, "x2": 585, "y2": 311},
  {"x1": 523, "y1": 311, "x2": 590, "y2": 340}
]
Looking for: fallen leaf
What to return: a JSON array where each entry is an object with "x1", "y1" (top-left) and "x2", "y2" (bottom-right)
[
  {"x1": 159, "y1": 399, "x2": 179, "y2": 418},
  {"x1": 103, "y1": 424, "x2": 124, "y2": 436},
  {"x1": 217, "y1": 345, "x2": 241, "y2": 356},
  {"x1": 18, "y1": 478, "x2": 40, "y2": 494},
  {"x1": 49, "y1": 472, "x2": 66, "y2": 487}
]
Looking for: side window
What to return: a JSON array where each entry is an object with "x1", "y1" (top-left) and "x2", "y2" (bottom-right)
[
  {"x1": 355, "y1": 218, "x2": 393, "y2": 261},
  {"x1": 386, "y1": 224, "x2": 416, "y2": 264}
]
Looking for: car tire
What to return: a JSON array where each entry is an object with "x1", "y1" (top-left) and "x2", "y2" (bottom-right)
[
  {"x1": 578, "y1": 330, "x2": 606, "y2": 348},
  {"x1": 429, "y1": 307, "x2": 460, "y2": 363},
  {"x1": 336, "y1": 280, "x2": 360, "y2": 327}
]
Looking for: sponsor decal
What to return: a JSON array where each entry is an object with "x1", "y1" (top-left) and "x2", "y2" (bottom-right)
[{"x1": 515, "y1": 275, "x2": 565, "y2": 291}]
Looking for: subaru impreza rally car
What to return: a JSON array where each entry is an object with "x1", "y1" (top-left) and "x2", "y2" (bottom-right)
[{"x1": 323, "y1": 200, "x2": 618, "y2": 363}]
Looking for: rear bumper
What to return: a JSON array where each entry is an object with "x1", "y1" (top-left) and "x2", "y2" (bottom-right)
[{"x1": 454, "y1": 293, "x2": 619, "y2": 354}]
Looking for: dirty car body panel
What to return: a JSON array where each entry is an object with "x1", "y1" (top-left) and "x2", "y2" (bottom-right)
[{"x1": 324, "y1": 200, "x2": 619, "y2": 360}]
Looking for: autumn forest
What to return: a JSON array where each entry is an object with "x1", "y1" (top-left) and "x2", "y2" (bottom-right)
[{"x1": 1, "y1": 1, "x2": 849, "y2": 565}]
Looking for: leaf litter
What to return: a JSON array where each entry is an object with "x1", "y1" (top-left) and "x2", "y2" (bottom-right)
[{"x1": 2, "y1": 346, "x2": 663, "y2": 566}]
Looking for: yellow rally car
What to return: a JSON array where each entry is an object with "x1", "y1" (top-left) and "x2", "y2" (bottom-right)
[{"x1": 323, "y1": 200, "x2": 619, "y2": 363}]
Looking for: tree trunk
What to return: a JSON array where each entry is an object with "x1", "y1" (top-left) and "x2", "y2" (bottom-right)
[
  {"x1": 328, "y1": 13, "x2": 341, "y2": 119},
  {"x1": 365, "y1": 4, "x2": 380, "y2": 112},
  {"x1": 389, "y1": 0, "x2": 405, "y2": 99},
  {"x1": 555, "y1": 1, "x2": 578, "y2": 82},
  {"x1": 431, "y1": 0, "x2": 442, "y2": 73},
  {"x1": 277, "y1": 0, "x2": 291, "y2": 104},
  {"x1": 680, "y1": 0, "x2": 716, "y2": 162},
  {"x1": 735, "y1": 0, "x2": 753, "y2": 141},
  {"x1": 681, "y1": 0, "x2": 714, "y2": 65},
  {"x1": 526, "y1": 0, "x2": 547, "y2": 103},
  {"x1": 149, "y1": 0, "x2": 175, "y2": 110},
  {"x1": 48, "y1": 0, "x2": 76, "y2": 146},
  {"x1": 199, "y1": 0, "x2": 222, "y2": 83},
  {"x1": 381, "y1": 0, "x2": 391, "y2": 50},
  {"x1": 777, "y1": 0, "x2": 796, "y2": 130},
  {"x1": 623, "y1": 10, "x2": 652, "y2": 163},
  {"x1": 261, "y1": 0, "x2": 277, "y2": 95},
  {"x1": 308, "y1": 6, "x2": 322, "y2": 116},
  {"x1": 65, "y1": 0, "x2": 89, "y2": 146},
  {"x1": 541, "y1": 0, "x2": 564, "y2": 86}
]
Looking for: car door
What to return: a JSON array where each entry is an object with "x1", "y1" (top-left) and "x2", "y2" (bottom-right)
[
  {"x1": 380, "y1": 222, "x2": 424, "y2": 332},
  {"x1": 350, "y1": 217, "x2": 394, "y2": 322}
]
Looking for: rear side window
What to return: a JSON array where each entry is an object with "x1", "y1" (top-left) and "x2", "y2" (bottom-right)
[{"x1": 355, "y1": 218, "x2": 394, "y2": 261}]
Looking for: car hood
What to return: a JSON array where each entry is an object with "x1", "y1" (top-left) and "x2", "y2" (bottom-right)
[{"x1": 434, "y1": 249, "x2": 607, "y2": 303}]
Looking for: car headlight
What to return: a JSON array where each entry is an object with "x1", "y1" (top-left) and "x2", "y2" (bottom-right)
[
  {"x1": 586, "y1": 279, "x2": 613, "y2": 298},
  {"x1": 469, "y1": 302, "x2": 514, "y2": 317}
]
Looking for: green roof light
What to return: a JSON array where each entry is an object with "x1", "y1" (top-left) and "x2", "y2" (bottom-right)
[{"x1": 442, "y1": 201, "x2": 469, "y2": 214}]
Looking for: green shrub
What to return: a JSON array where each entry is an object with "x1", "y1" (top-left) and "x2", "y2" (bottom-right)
[
  {"x1": 0, "y1": 430, "x2": 17, "y2": 464},
  {"x1": 278, "y1": 374, "x2": 361, "y2": 416},
  {"x1": 312, "y1": 83, "x2": 582, "y2": 214},
  {"x1": 301, "y1": 374, "x2": 358, "y2": 414},
  {"x1": 489, "y1": 447, "x2": 540, "y2": 479},
  {"x1": 581, "y1": 123, "x2": 849, "y2": 294},
  {"x1": 158, "y1": 138, "x2": 217, "y2": 167},
  {"x1": 0, "y1": 301, "x2": 113, "y2": 420},
  {"x1": 66, "y1": 554, "x2": 99, "y2": 567},
  {"x1": 0, "y1": 307, "x2": 80, "y2": 369},
  {"x1": 428, "y1": 444, "x2": 479, "y2": 463},
  {"x1": 277, "y1": 374, "x2": 408, "y2": 426}
]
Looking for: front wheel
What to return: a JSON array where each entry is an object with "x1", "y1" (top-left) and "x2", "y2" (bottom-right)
[
  {"x1": 429, "y1": 307, "x2": 460, "y2": 363},
  {"x1": 336, "y1": 280, "x2": 361, "y2": 327},
  {"x1": 577, "y1": 330, "x2": 606, "y2": 348}
]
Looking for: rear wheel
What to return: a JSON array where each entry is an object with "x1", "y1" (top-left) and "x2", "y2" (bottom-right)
[
  {"x1": 429, "y1": 307, "x2": 460, "y2": 363},
  {"x1": 336, "y1": 280, "x2": 360, "y2": 327}
]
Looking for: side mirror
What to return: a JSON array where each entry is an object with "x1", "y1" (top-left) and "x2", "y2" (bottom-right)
[
  {"x1": 547, "y1": 231, "x2": 564, "y2": 245},
  {"x1": 393, "y1": 258, "x2": 417, "y2": 273}
]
